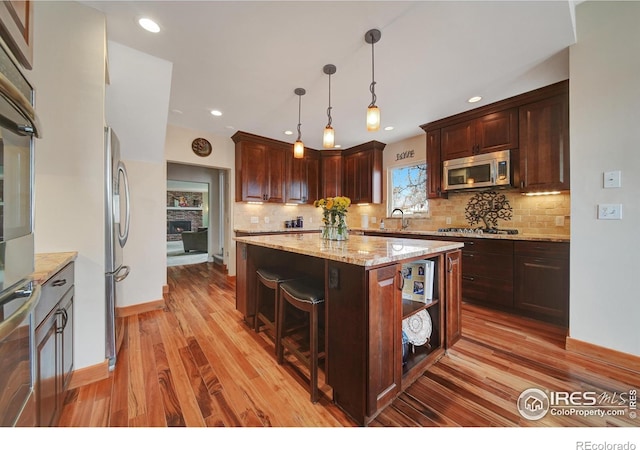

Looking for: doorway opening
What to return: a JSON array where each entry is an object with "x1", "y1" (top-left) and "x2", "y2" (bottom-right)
[{"x1": 166, "y1": 162, "x2": 228, "y2": 269}]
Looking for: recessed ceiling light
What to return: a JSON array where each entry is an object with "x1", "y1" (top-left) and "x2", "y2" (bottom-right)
[
  {"x1": 138, "y1": 18, "x2": 160, "y2": 33},
  {"x1": 225, "y1": 125, "x2": 235, "y2": 130},
  {"x1": 384, "y1": 126, "x2": 394, "y2": 131},
  {"x1": 468, "y1": 96, "x2": 482, "y2": 103},
  {"x1": 210, "y1": 110, "x2": 222, "y2": 116},
  {"x1": 284, "y1": 130, "x2": 293, "y2": 136},
  {"x1": 334, "y1": 144, "x2": 341, "y2": 148}
]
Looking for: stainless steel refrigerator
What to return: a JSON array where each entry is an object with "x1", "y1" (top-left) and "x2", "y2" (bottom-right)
[{"x1": 105, "y1": 126, "x2": 130, "y2": 371}]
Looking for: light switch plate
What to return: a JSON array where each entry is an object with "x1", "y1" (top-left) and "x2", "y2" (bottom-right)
[
  {"x1": 250, "y1": 216, "x2": 259, "y2": 224},
  {"x1": 597, "y1": 204, "x2": 622, "y2": 220},
  {"x1": 604, "y1": 170, "x2": 622, "y2": 188}
]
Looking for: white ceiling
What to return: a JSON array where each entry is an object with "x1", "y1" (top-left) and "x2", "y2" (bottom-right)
[{"x1": 83, "y1": 1, "x2": 577, "y2": 151}]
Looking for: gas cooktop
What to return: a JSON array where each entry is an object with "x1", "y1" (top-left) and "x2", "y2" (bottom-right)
[{"x1": 437, "y1": 227, "x2": 519, "y2": 235}]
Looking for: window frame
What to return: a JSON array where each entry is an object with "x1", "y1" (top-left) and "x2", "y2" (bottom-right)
[{"x1": 386, "y1": 161, "x2": 430, "y2": 218}]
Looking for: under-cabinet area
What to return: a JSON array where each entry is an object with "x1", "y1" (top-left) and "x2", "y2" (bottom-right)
[
  {"x1": 235, "y1": 233, "x2": 462, "y2": 425},
  {"x1": 33, "y1": 253, "x2": 77, "y2": 427}
]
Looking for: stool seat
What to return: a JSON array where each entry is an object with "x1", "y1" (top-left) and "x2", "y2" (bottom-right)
[
  {"x1": 254, "y1": 268, "x2": 298, "y2": 349},
  {"x1": 279, "y1": 279, "x2": 325, "y2": 304},
  {"x1": 277, "y1": 277, "x2": 325, "y2": 403}
]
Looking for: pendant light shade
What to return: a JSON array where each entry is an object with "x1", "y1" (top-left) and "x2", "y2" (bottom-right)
[
  {"x1": 293, "y1": 88, "x2": 306, "y2": 159},
  {"x1": 365, "y1": 29, "x2": 381, "y2": 132},
  {"x1": 322, "y1": 64, "x2": 337, "y2": 148}
]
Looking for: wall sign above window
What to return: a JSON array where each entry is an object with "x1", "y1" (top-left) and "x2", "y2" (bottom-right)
[
  {"x1": 191, "y1": 138, "x2": 212, "y2": 157},
  {"x1": 396, "y1": 149, "x2": 415, "y2": 161}
]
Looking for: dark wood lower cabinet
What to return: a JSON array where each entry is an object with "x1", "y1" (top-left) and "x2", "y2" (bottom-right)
[
  {"x1": 445, "y1": 250, "x2": 462, "y2": 347},
  {"x1": 514, "y1": 241, "x2": 569, "y2": 326}
]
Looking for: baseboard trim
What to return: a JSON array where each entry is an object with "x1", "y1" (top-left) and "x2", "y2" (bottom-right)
[
  {"x1": 68, "y1": 359, "x2": 109, "y2": 390},
  {"x1": 566, "y1": 336, "x2": 640, "y2": 374},
  {"x1": 116, "y1": 299, "x2": 166, "y2": 318}
]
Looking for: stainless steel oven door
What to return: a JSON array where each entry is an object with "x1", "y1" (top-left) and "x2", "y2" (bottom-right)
[{"x1": 0, "y1": 280, "x2": 40, "y2": 426}]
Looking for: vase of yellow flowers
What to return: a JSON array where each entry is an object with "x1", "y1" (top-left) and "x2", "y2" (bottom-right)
[{"x1": 314, "y1": 196, "x2": 351, "y2": 240}]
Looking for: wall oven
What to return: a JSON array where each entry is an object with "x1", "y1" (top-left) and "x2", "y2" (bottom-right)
[{"x1": 0, "y1": 40, "x2": 41, "y2": 426}]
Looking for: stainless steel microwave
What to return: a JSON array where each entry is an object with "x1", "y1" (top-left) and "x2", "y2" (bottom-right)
[{"x1": 442, "y1": 150, "x2": 511, "y2": 191}]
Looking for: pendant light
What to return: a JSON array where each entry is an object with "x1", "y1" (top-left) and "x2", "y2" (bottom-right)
[
  {"x1": 365, "y1": 29, "x2": 382, "y2": 132},
  {"x1": 293, "y1": 88, "x2": 306, "y2": 159},
  {"x1": 322, "y1": 64, "x2": 337, "y2": 148}
]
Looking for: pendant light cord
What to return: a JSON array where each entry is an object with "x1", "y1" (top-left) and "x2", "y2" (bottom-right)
[
  {"x1": 369, "y1": 31, "x2": 377, "y2": 108},
  {"x1": 326, "y1": 73, "x2": 333, "y2": 127},
  {"x1": 297, "y1": 93, "x2": 302, "y2": 141}
]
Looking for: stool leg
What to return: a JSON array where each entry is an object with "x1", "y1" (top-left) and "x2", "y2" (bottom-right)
[
  {"x1": 272, "y1": 287, "x2": 279, "y2": 355},
  {"x1": 310, "y1": 303, "x2": 318, "y2": 403},
  {"x1": 254, "y1": 281, "x2": 261, "y2": 332},
  {"x1": 276, "y1": 289, "x2": 286, "y2": 364}
]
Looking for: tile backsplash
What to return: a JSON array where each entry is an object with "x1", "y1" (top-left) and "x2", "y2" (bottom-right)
[{"x1": 233, "y1": 191, "x2": 570, "y2": 236}]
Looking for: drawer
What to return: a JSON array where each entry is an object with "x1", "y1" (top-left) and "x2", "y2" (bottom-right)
[
  {"x1": 457, "y1": 238, "x2": 514, "y2": 255},
  {"x1": 462, "y1": 251, "x2": 513, "y2": 278},
  {"x1": 515, "y1": 241, "x2": 569, "y2": 259},
  {"x1": 35, "y1": 262, "x2": 75, "y2": 326},
  {"x1": 462, "y1": 275, "x2": 513, "y2": 307}
]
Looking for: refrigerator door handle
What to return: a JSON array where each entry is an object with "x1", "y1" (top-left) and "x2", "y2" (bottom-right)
[
  {"x1": 114, "y1": 265, "x2": 130, "y2": 283},
  {"x1": 117, "y1": 161, "x2": 130, "y2": 248}
]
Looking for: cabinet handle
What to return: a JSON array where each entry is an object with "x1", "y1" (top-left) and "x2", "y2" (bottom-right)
[
  {"x1": 397, "y1": 270, "x2": 405, "y2": 291},
  {"x1": 462, "y1": 276, "x2": 475, "y2": 282},
  {"x1": 463, "y1": 253, "x2": 474, "y2": 258},
  {"x1": 520, "y1": 181, "x2": 525, "y2": 189},
  {"x1": 447, "y1": 256, "x2": 452, "y2": 273},
  {"x1": 463, "y1": 241, "x2": 475, "y2": 246},
  {"x1": 55, "y1": 308, "x2": 68, "y2": 334},
  {"x1": 52, "y1": 279, "x2": 67, "y2": 287}
]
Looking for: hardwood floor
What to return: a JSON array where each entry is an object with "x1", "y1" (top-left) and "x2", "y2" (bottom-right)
[{"x1": 58, "y1": 262, "x2": 638, "y2": 429}]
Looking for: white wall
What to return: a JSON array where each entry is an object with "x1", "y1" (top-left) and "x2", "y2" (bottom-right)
[
  {"x1": 569, "y1": 1, "x2": 640, "y2": 355},
  {"x1": 105, "y1": 41, "x2": 173, "y2": 308},
  {"x1": 165, "y1": 124, "x2": 236, "y2": 275},
  {"x1": 31, "y1": 2, "x2": 107, "y2": 369}
]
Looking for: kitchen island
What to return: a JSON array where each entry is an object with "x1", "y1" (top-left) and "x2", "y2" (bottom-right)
[{"x1": 234, "y1": 233, "x2": 463, "y2": 425}]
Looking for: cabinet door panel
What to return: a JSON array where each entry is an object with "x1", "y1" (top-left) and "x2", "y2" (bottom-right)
[
  {"x1": 35, "y1": 313, "x2": 59, "y2": 427},
  {"x1": 321, "y1": 153, "x2": 342, "y2": 198},
  {"x1": 476, "y1": 109, "x2": 518, "y2": 154},
  {"x1": 367, "y1": 264, "x2": 401, "y2": 415},
  {"x1": 519, "y1": 94, "x2": 569, "y2": 192},
  {"x1": 239, "y1": 142, "x2": 268, "y2": 202},
  {"x1": 426, "y1": 130, "x2": 445, "y2": 199},
  {"x1": 441, "y1": 121, "x2": 475, "y2": 160},
  {"x1": 60, "y1": 290, "x2": 74, "y2": 390},
  {"x1": 445, "y1": 250, "x2": 462, "y2": 348},
  {"x1": 266, "y1": 146, "x2": 286, "y2": 203}
]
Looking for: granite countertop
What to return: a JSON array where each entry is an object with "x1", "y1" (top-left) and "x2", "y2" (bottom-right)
[
  {"x1": 234, "y1": 233, "x2": 463, "y2": 267},
  {"x1": 234, "y1": 228, "x2": 320, "y2": 234},
  {"x1": 351, "y1": 227, "x2": 570, "y2": 243},
  {"x1": 33, "y1": 252, "x2": 78, "y2": 284}
]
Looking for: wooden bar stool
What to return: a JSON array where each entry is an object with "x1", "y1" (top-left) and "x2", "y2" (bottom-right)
[
  {"x1": 254, "y1": 268, "x2": 297, "y2": 352},
  {"x1": 277, "y1": 278, "x2": 325, "y2": 403}
]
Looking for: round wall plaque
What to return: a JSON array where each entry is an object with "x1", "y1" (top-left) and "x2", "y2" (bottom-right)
[{"x1": 191, "y1": 138, "x2": 212, "y2": 157}]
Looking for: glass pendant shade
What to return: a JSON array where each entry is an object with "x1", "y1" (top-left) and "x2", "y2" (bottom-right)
[
  {"x1": 366, "y1": 105, "x2": 380, "y2": 131},
  {"x1": 293, "y1": 139, "x2": 305, "y2": 159},
  {"x1": 323, "y1": 125, "x2": 335, "y2": 148}
]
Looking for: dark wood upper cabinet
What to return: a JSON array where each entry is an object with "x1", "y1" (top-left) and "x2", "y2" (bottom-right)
[
  {"x1": 518, "y1": 91, "x2": 570, "y2": 193},
  {"x1": 441, "y1": 109, "x2": 518, "y2": 160},
  {"x1": 285, "y1": 149, "x2": 319, "y2": 204},
  {"x1": 233, "y1": 131, "x2": 286, "y2": 203},
  {"x1": 0, "y1": 0, "x2": 33, "y2": 69},
  {"x1": 426, "y1": 129, "x2": 446, "y2": 199},
  {"x1": 421, "y1": 80, "x2": 569, "y2": 194},
  {"x1": 320, "y1": 150, "x2": 343, "y2": 198},
  {"x1": 343, "y1": 141, "x2": 385, "y2": 204}
]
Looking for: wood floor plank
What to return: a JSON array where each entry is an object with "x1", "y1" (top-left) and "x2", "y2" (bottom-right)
[{"x1": 57, "y1": 262, "x2": 639, "y2": 429}]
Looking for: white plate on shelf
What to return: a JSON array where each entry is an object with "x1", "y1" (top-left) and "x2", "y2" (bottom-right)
[{"x1": 402, "y1": 310, "x2": 432, "y2": 346}]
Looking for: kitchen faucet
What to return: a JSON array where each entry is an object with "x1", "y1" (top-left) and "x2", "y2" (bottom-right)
[{"x1": 391, "y1": 208, "x2": 408, "y2": 229}]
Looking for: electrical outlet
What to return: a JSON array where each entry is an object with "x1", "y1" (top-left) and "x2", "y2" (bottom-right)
[
  {"x1": 250, "y1": 216, "x2": 259, "y2": 224},
  {"x1": 264, "y1": 216, "x2": 270, "y2": 224},
  {"x1": 597, "y1": 204, "x2": 622, "y2": 220},
  {"x1": 446, "y1": 217, "x2": 452, "y2": 225},
  {"x1": 371, "y1": 216, "x2": 377, "y2": 223},
  {"x1": 555, "y1": 216, "x2": 565, "y2": 226}
]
